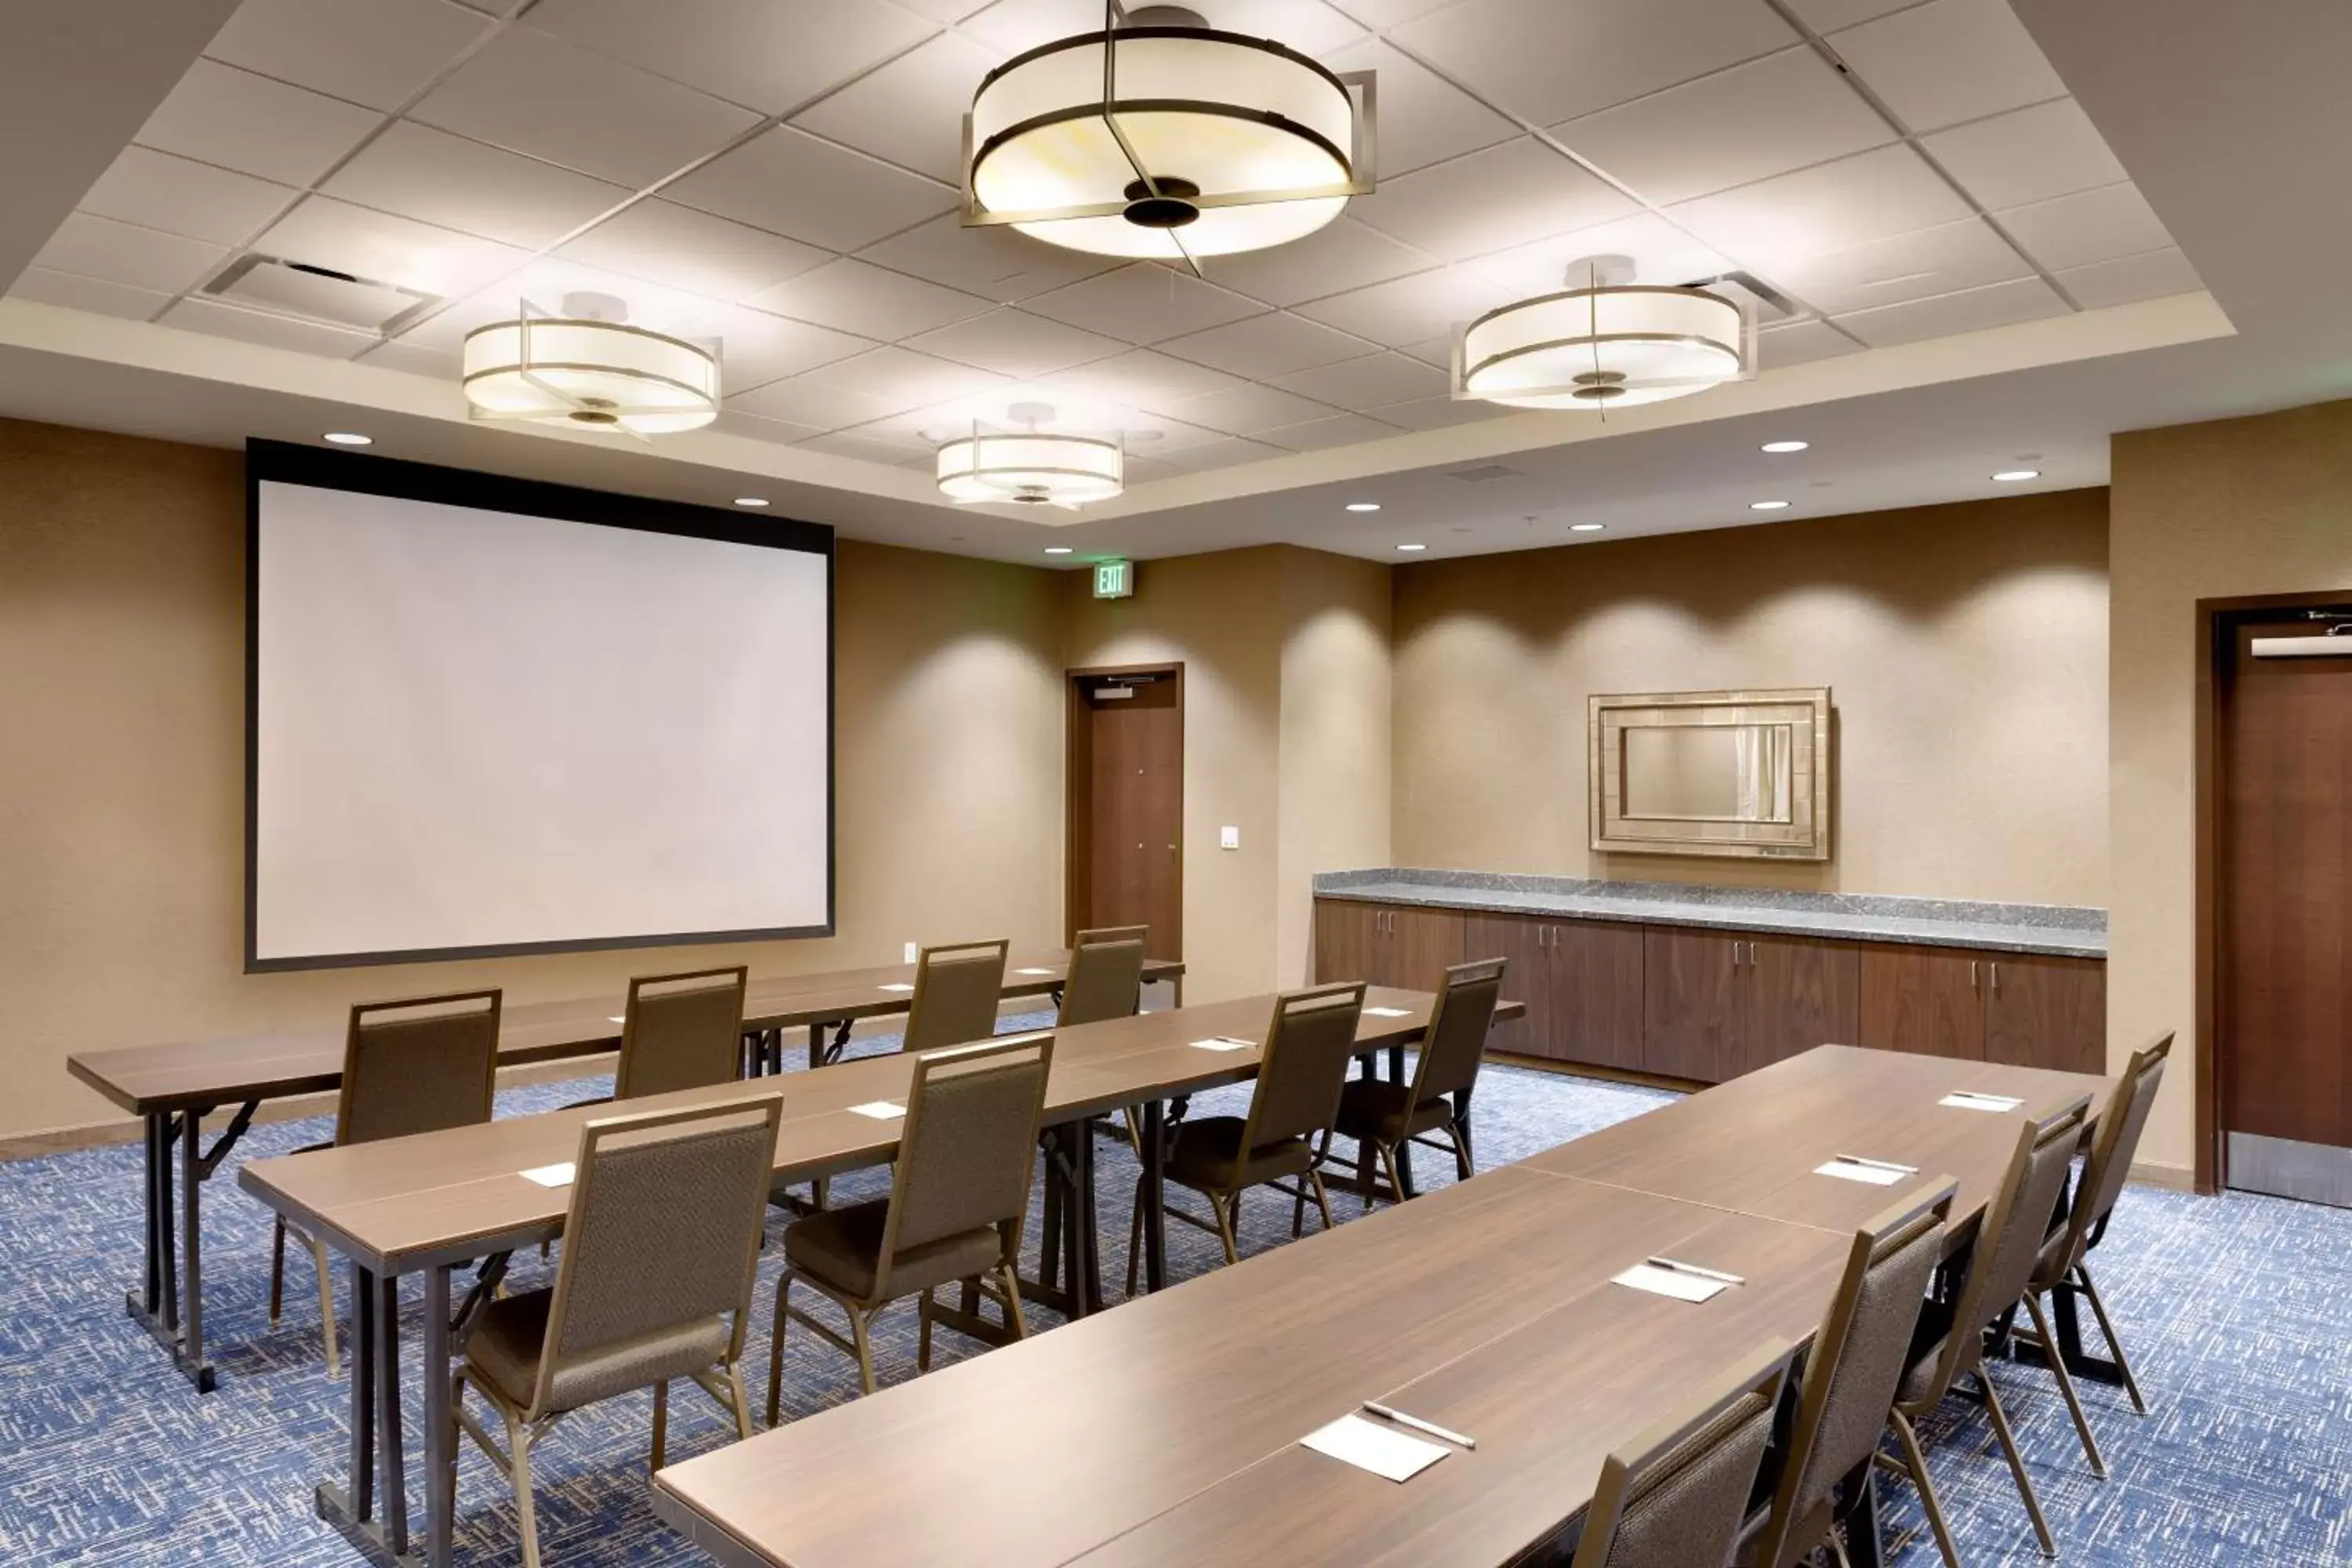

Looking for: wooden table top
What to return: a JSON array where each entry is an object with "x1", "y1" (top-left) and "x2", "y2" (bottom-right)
[{"x1": 66, "y1": 952, "x2": 1185, "y2": 1116}]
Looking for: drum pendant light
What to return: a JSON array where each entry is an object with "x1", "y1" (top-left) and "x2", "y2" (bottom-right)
[
  {"x1": 462, "y1": 292, "x2": 720, "y2": 437},
  {"x1": 1455, "y1": 256, "x2": 1750, "y2": 411},
  {"x1": 936, "y1": 404, "x2": 1123, "y2": 507}
]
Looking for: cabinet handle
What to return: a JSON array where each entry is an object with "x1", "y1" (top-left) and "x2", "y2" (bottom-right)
[
  {"x1": 1970, "y1": 960, "x2": 1979, "y2": 988},
  {"x1": 1991, "y1": 961, "x2": 2001, "y2": 993}
]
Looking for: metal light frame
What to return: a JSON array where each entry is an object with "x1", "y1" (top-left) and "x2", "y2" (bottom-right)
[
  {"x1": 462, "y1": 299, "x2": 721, "y2": 442},
  {"x1": 1452, "y1": 281, "x2": 1755, "y2": 410}
]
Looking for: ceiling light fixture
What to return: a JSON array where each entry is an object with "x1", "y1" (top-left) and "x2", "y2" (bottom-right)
[
  {"x1": 962, "y1": 3, "x2": 1374, "y2": 262},
  {"x1": 1992, "y1": 469, "x2": 2042, "y2": 482},
  {"x1": 1750, "y1": 499, "x2": 1791, "y2": 511},
  {"x1": 463, "y1": 292, "x2": 718, "y2": 439},
  {"x1": 321, "y1": 431, "x2": 373, "y2": 446},
  {"x1": 1396, "y1": 543, "x2": 1428, "y2": 552},
  {"x1": 1345, "y1": 501, "x2": 1381, "y2": 512},
  {"x1": 1045, "y1": 546, "x2": 1074, "y2": 554},
  {"x1": 1456, "y1": 255, "x2": 1749, "y2": 410},
  {"x1": 1569, "y1": 522, "x2": 1606, "y2": 532},
  {"x1": 936, "y1": 401, "x2": 1123, "y2": 508},
  {"x1": 1761, "y1": 439, "x2": 1808, "y2": 453},
  {"x1": 733, "y1": 496, "x2": 770, "y2": 508}
]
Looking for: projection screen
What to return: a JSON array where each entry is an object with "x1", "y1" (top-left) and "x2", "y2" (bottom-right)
[{"x1": 247, "y1": 443, "x2": 833, "y2": 970}]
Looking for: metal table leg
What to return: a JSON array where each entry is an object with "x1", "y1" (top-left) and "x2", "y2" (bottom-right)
[
  {"x1": 377, "y1": 1271, "x2": 409, "y2": 1557},
  {"x1": 1140, "y1": 1100, "x2": 1167, "y2": 1294},
  {"x1": 425, "y1": 1264, "x2": 456, "y2": 1568},
  {"x1": 1072, "y1": 1123, "x2": 1102, "y2": 1316}
]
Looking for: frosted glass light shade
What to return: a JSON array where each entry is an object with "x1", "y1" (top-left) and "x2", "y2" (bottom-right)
[
  {"x1": 967, "y1": 27, "x2": 1363, "y2": 260},
  {"x1": 936, "y1": 431, "x2": 1123, "y2": 505},
  {"x1": 1457, "y1": 285, "x2": 1745, "y2": 409},
  {"x1": 463, "y1": 312, "x2": 719, "y2": 435}
]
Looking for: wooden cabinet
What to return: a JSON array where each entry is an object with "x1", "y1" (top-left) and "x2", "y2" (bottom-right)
[
  {"x1": 1461, "y1": 914, "x2": 1644, "y2": 1070},
  {"x1": 1644, "y1": 930, "x2": 1860, "y2": 1084},
  {"x1": 1312, "y1": 899, "x2": 1463, "y2": 991},
  {"x1": 1860, "y1": 946, "x2": 1986, "y2": 1060},
  {"x1": 1463, "y1": 913, "x2": 1551, "y2": 1058},
  {"x1": 1983, "y1": 954, "x2": 2105, "y2": 1074},
  {"x1": 1312, "y1": 899, "x2": 1378, "y2": 988},
  {"x1": 1740, "y1": 935, "x2": 1860, "y2": 1077}
]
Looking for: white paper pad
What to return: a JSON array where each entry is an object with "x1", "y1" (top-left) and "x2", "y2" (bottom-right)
[
  {"x1": 1940, "y1": 1091, "x2": 2025, "y2": 1112},
  {"x1": 1189, "y1": 1036, "x2": 1255, "y2": 1052},
  {"x1": 1014, "y1": 967, "x2": 1055, "y2": 976},
  {"x1": 607, "y1": 1015, "x2": 624, "y2": 1024},
  {"x1": 848, "y1": 1101, "x2": 906, "y2": 1120},
  {"x1": 877, "y1": 982, "x2": 914, "y2": 993},
  {"x1": 521, "y1": 1162, "x2": 575, "y2": 1188},
  {"x1": 1300, "y1": 1414, "x2": 1449, "y2": 1483},
  {"x1": 1612, "y1": 1262, "x2": 1732, "y2": 1303},
  {"x1": 1814, "y1": 1157, "x2": 1915, "y2": 1186},
  {"x1": 1363, "y1": 1005, "x2": 1413, "y2": 1018}
]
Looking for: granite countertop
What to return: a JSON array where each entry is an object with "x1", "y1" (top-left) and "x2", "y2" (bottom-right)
[{"x1": 1312, "y1": 869, "x2": 2107, "y2": 959}]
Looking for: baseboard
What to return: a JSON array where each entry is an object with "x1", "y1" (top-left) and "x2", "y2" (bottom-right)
[
  {"x1": 2126, "y1": 1158, "x2": 2198, "y2": 1193},
  {"x1": 1486, "y1": 1051, "x2": 1702, "y2": 1094}
]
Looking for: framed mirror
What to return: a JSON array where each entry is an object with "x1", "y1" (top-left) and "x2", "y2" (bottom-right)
[{"x1": 1589, "y1": 688, "x2": 1831, "y2": 860}]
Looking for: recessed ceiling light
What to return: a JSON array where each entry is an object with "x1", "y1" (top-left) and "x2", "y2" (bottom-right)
[
  {"x1": 733, "y1": 496, "x2": 770, "y2": 507},
  {"x1": 1750, "y1": 499, "x2": 1791, "y2": 511},
  {"x1": 1569, "y1": 522, "x2": 1606, "y2": 532},
  {"x1": 1396, "y1": 543, "x2": 1427, "y2": 552},
  {"x1": 1346, "y1": 501, "x2": 1381, "y2": 512},
  {"x1": 1044, "y1": 546, "x2": 1073, "y2": 554},
  {"x1": 1991, "y1": 469, "x2": 2041, "y2": 482},
  {"x1": 1760, "y1": 439, "x2": 1808, "y2": 454},
  {"x1": 322, "y1": 431, "x2": 372, "y2": 445}
]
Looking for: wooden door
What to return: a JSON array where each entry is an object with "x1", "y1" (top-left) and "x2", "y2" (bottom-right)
[
  {"x1": 1381, "y1": 906, "x2": 1465, "y2": 992},
  {"x1": 1642, "y1": 928, "x2": 1743, "y2": 1083},
  {"x1": 1312, "y1": 898, "x2": 1379, "y2": 985},
  {"x1": 1069, "y1": 670, "x2": 1181, "y2": 955},
  {"x1": 1465, "y1": 913, "x2": 1550, "y2": 1058},
  {"x1": 1739, "y1": 936, "x2": 1861, "y2": 1077},
  {"x1": 1550, "y1": 921, "x2": 1646, "y2": 1072},
  {"x1": 1859, "y1": 946, "x2": 1985, "y2": 1060},
  {"x1": 1983, "y1": 955, "x2": 2106, "y2": 1074}
]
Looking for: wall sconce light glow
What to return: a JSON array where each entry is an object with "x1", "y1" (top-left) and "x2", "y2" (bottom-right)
[
  {"x1": 732, "y1": 496, "x2": 770, "y2": 508},
  {"x1": 1760, "y1": 440, "x2": 1809, "y2": 453},
  {"x1": 1991, "y1": 469, "x2": 2042, "y2": 482},
  {"x1": 1396, "y1": 543, "x2": 1428, "y2": 552},
  {"x1": 1345, "y1": 501, "x2": 1381, "y2": 512},
  {"x1": 1044, "y1": 546, "x2": 1074, "y2": 554},
  {"x1": 1569, "y1": 522, "x2": 1606, "y2": 532},
  {"x1": 322, "y1": 432, "x2": 373, "y2": 445},
  {"x1": 1750, "y1": 499, "x2": 1791, "y2": 511}
]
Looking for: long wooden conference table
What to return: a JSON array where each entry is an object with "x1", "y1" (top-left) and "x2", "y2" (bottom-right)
[
  {"x1": 237, "y1": 985, "x2": 1504, "y2": 1568},
  {"x1": 66, "y1": 951, "x2": 1181, "y2": 1392},
  {"x1": 652, "y1": 1045, "x2": 2117, "y2": 1568}
]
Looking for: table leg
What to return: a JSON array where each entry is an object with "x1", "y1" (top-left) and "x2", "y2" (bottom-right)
[
  {"x1": 125, "y1": 1113, "x2": 176, "y2": 1354},
  {"x1": 317, "y1": 1259, "x2": 378, "y2": 1532},
  {"x1": 806, "y1": 1024, "x2": 822, "y2": 1073},
  {"x1": 1037, "y1": 1133, "x2": 1064, "y2": 1295},
  {"x1": 1140, "y1": 1099, "x2": 1167, "y2": 1294},
  {"x1": 1072, "y1": 1123, "x2": 1102, "y2": 1316},
  {"x1": 377, "y1": 1272, "x2": 410, "y2": 1557},
  {"x1": 424, "y1": 1263, "x2": 456, "y2": 1568},
  {"x1": 140, "y1": 1112, "x2": 162, "y2": 1315},
  {"x1": 178, "y1": 1110, "x2": 210, "y2": 1392},
  {"x1": 1387, "y1": 1042, "x2": 1406, "y2": 1084}
]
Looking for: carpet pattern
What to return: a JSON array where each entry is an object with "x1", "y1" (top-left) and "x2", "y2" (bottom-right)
[{"x1": 2, "y1": 1017, "x2": 2345, "y2": 1566}]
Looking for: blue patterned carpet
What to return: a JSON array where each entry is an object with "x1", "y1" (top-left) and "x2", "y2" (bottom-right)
[{"x1": 2, "y1": 1018, "x2": 2346, "y2": 1566}]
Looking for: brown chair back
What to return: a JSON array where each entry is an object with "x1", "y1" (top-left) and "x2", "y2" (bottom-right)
[
  {"x1": 530, "y1": 1094, "x2": 782, "y2": 1419},
  {"x1": 2042, "y1": 1033, "x2": 2169, "y2": 1283},
  {"x1": 1409, "y1": 957, "x2": 1504, "y2": 1107},
  {"x1": 877, "y1": 1034, "x2": 1054, "y2": 1288},
  {"x1": 1571, "y1": 1339, "x2": 1795, "y2": 1568},
  {"x1": 1239, "y1": 982, "x2": 1367, "y2": 1153},
  {"x1": 902, "y1": 938, "x2": 1010, "y2": 1053},
  {"x1": 612, "y1": 966, "x2": 748, "y2": 1102},
  {"x1": 335, "y1": 989, "x2": 501, "y2": 1148},
  {"x1": 1751, "y1": 1180, "x2": 1955, "y2": 1568},
  {"x1": 1059, "y1": 927, "x2": 1148, "y2": 1028}
]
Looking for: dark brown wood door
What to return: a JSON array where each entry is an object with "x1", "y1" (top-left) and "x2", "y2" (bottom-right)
[
  {"x1": 1464, "y1": 913, "x2": 1551, "y2": 1058},
  {"x1": 1642, "y1": 928, "x2": 1743, "y2": 1083},
  {"x1": 1312, "y1": 898, "x2": 1379, "y2": 985},
  {"x1": 1738, "y1": 936, "x2": 1860, "y2": 1078},
  {"x1": 1551, "y1": 921, "x2": 1646, "y2": 1072},
  {"x1": 1983, "y1": 955, "x2": 2106, "y2": 1076},
  {"x1": 1859, "y1": 946, "x2": 1986, "y2": 1060},
  {"x1": 1380, "y1": 906, "x2": 1465, "y2": 992},
  {"x1": 1076, "y1": 677, "x2": 1181, "y2": 956},
  {"x1": 2220, "y1": 618, "x2": 2352, "y2": 1152}
]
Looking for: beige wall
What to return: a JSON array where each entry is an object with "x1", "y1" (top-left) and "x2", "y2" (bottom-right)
[
  {"x1": 1392, "y1": 491, "x2": 2112, "y2": 908},
  {"x1": 0, "y1": 419, "x2": 1066, "y2": 1140},
  {"x1": 2110, "y1": 397, "x2": 2352, "y2": 1178}
]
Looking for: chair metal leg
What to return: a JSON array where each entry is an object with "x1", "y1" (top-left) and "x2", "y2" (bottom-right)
[
  {"x1": 1446, "y1": 1118, "x2": 1473, "y2": 1181},
  {"x1": 1887, "y1": 1412, "x2": 1962, "y2": 1568},
  {"x1": 1977, "y1": 1369, "x2": 2057, "y2": 1558},
  {"x1": 1356, "y1": 1134, "x2": 1377, "y2": 1212},
  {"x1": 917, "y1": 1288, "x2": 935, "y2": 1371},
  {"x1": 765, "y1": 1275, "x2": 792, "y2": 1428},
  {"x1": 851, "y1": 1307, "x2": 878, "y2": 1396},
  {"x1": 651, "y1": 1380, "x2": 670, "y2": 1471},
  {"x1": 2077, "y1": 1265, "x2": 2150, "y2": 1415},
  {"x1": 2024, "y1": 1290, "x2": 2108, "y2": 1477},
  {"x1": 1377, "y1": 1142, "x2": 1410, "y2": 1206},
  {"x1": 1210, "y1": 1191, "x2": 1239, "y2": 1265},
  {"x1": 1308, "y1": 1167, "x2": 1335, "y2": 1234},
  {"x1": 726, "y1": 1362, "x2": 753, "y2": 1441},
  {"x1": 507, "y1": 1411, "x2": 543, "y2": 1568},
  {"x1": 997, "y1": 1262, "x2": 1029, "y2": 1341},
  {"x1": 1124, "y1": 1178, "x2": 1145, "y2": 1298},
  {"x1": 309, "y1": 1236, "x2": 339, "y2": 1380}
]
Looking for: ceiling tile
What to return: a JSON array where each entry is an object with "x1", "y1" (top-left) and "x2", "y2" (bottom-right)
[
  {"x1": 1552, "y1": 46, "x2": 1893, "y2": 205},
  {"x1": 806, "y1": 345, "x2": 1014, "y2": 411},
  {"x1": 1329, "y1": 0, "x2": 1454, "y2": 26},
  {"x1": 1040, "y1": 348, "x2": 1247, "y2": 411},
  {"x1": 353, "y1": 337, "x2": 465, "y2": 376},
  {"x1": 894, "y1": 0, "x2": 993, "y2": 18},
  {"x1": 1023, "y1": 263, "x2": 1265, "y2": 343},
  {"x1": 526, "y1": 0, "x2": 937, "y2": 115},
  {"x1": 410, "y1": 25, "x2": 759, "y2": 187},
  {"x1": 664, "y1": 127, "x2": 959, "y2": 252},
  {"x1": 1396, "y1": 334, "x2": 1453, "y2": 367},
  {"x1": 797, "y1": 429, "x2": 931, "y2": 466},
  {"x1": 205, "y1": 0, "x2": 492, "y2": 112},
  {"x1": 159, "y1": 296, "x2": 379, "y2": 356},
  {"x1": 789, "y1": 31, "x2": 996, "y2": 185},
  {"x1": 323, "y1": 122, "x2": 630, "y2": 248},
  {"x1": 1995, "y1": 181, "x2": 2172, "y2": 272},
  {"x1": 710, "y1": 408, "x2": 829, "y2": 444},
  {"x1": 855, "y1": 213, "x2": 1119, "y2": 303},
  {"x1": 1157, "y1": 311, "x2": 1379, "y2": 378},
  {"x1": 1783, "y1": 0, "x2": 1914, "y2": 30},
  {"x1": 1833, "y1": 274, "x2": 2066, "y2": 346},
  {"x1": 394, "y1": 256, "x2": 725, "y2": 350},
  {"x1": 1921, "y1": 98, "x2": 2127, "y2": 212},
  {"x1": 560, "y1": 200, "x2": 829, "y2": 302},
  {"x1": 1290, "y1": 265, "x2": 1513, "y2": 348},
  {"x1": 1827, "y1": 0, "x2": 2066, "y2": 133},
  {"x1": 32, "y1": 213, "x2": 227, "y2": 295},
  {"x1": 5, "y1": 267, "x2": 172, "y2": 322},
  {"x1": 255, "y1": 196, "x2": 532, "y2": 297},
  {"x1": 1351, "y1": 139, "x2": 1637, "y2": 263},
  {"x1": 1755, "y1": 316, "x2": 1858, "y2": 367},
  {"x1": 1269, "y1": 350, "x2": 1446, "y2": 409},
  {"x1": 702, "y1": 306, "x2": 876, "y2": 389},
  {"x1": 77, "y1": 147, "x2": 299, "y2": 248},
  {"x1": 1667, "y1": 143, "x2": 1971, "y2": 271},
  {"x1": 1359, "y1": 393, "x2": 1509, "y2": 431},
  {"x1": 1772, "y1": 217, "x2": 2028, "y2": 315},
  {"x1": 748, "y1": 257, "x2": 993, "y2": 339},
  {"x1": 1155, "y1": 434, "x2": 1287, "y2": 471},
  {"x1": 1394, "y1": 0, "x2": 1796, "y2": 125},
  {"x1": 963, "y1": 0, "x2": 1361, "y2": 56},
  {"x1": 1164, "y1": 383, "x2": 1341, "y2": 435},
  {"x1": 1260, "y1": 412, "x2": 1406, "y2": 451},
  {"x1": 136, "y1": 59, "x2": 381, "y2": 186},
  {"x1": 725, "y1": 373, "x2": 902, "y2": 429},
  {"x1": 1470, "y1": 211, "x2": 1730, "y2": 295},
  {"x1": 901, "y1": 309, "x2": 1127, "y2": 379},
  {"x1": 2056, "y1": 246, "x2": 2201, "y2": 310},
  {"x1": 1192, "y1": 219, "x2": 1434, "y2": 309},
  {"x1": 1317, "y1": 39, "x2": 1517, "y2": 177}
]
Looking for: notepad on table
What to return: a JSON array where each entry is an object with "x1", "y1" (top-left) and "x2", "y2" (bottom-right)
[
  {"x1": 1363, "y1": 1006, "x2": 1412, "y2": 1018},
  {"x1": 848, "y1": 1101, "x2": 906, "y2": 1120},
  {"x1": 1613, "y1": 1259, "x2": 1739, "y2": 1303},
  {"x1": 1300, "y1": 1414, "x2": 1449, "y2": 1483},
  {"x1": 1014, "y1": 967, "x2": 1055, "y2": 976},
  {"x1": 607, "y1": 1015, "x2": 624, "y2": 1024},
  {"x1": 1813, "y1": 1154, "x2": 1918, "y2": 1186},
  {"x1": 521, "y1": 1162, "x2": 575, "y2": 1188},
  {"x1": 1189, "y1": 1036, "x2": 1255, "y2": 1052},
  {"x1": 1939, "y1": 1090, "x2": 2025, "y2": 1112}
]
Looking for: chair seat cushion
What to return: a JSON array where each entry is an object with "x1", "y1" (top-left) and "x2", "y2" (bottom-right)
[
  {"x1": 783, "y1": 1197, "x2": 1001, "y2": 1301},
  {"x1": 1333, "y1": 1078, "x2": 1453, "y2": 1145},
  {"x1": 1166, "y1": 1116, "x2": 1311, "y2": 1192},
  {"x1": 466, "y1": 1287, "x2": 730, "y2": 1416}
]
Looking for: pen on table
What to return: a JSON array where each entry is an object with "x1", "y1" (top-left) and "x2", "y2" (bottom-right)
[
  {"x1": 1363, "y1": 1402, "x2": 1476, "y2": 1450},
  {"x1": 1835, "y1": 1153, "x2": 1918, "y2": 1173},
  {"x1": 1644, "y1": 1256, "x2": 1745, "y2": 1286}
]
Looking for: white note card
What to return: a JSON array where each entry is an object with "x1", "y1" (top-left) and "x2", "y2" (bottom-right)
[
  {"x1": 1015, "y1": 967, "x2": 1055, "y2": 976},
  {"x1": 1814, "y1": 1157, "x2": 1914, "y2": 1186},
  {"x1": 848, "y1": 1101, "x2": 906, "y2": 1120},
  {"x1": 1940, "y1": 1091, "x2": 2025, "y2": 1112},
  {"x1": 607, "y1": 1015, "x2": 624, "y2": 1024},
  {"x1": 1364, "y1": 1006, "x2": 1412, "y2": 1018},
  {"x1": 521, "y1": 1162, "x2": 575, "y2": 1188},
  {"x1": 1300, "y1": 1414, "x2": 1449, "y2": 1483},
  {"x1": 1189, "y1": 1036, "x2": 1255, "y2": 1052},
  {"x1": 877, "y1": 982, "x2": 914, "y2": 993},
  {"x1": 1612, "y1": 1263, "x2": 1731, "y2": 1303}
]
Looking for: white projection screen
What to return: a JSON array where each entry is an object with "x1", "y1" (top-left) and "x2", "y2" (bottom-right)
[{"x1": 247, "y1": 444, "x2": 833, "y2": 970}]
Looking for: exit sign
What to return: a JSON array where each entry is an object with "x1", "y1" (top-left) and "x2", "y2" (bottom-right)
[{"x1": 1093, "y1": 559, "x2": 1134, "y2": 599}]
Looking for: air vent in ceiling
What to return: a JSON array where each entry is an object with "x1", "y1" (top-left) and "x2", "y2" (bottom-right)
[
  {"x1": 204, "y1": 255, "x2": 438, "y2": 335},
  {"x1": 1447, "y1": 463, "x2": 1525, "y2": 483}
]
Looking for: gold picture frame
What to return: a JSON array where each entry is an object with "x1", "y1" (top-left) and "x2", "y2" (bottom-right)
[{"x1": 1589, "y1": 688, "x2": 1832, "y2": 861}]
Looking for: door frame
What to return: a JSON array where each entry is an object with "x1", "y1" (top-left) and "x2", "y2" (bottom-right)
[{"x1": 1065, "y1": 661, "x2": 1185, "y2": 956}]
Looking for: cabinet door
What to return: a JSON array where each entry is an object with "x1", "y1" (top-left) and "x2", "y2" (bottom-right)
[
  {"x1": 1552, "y1": 920, "x2": 1646, "y2": 1073},
  {"x1": 1983, "y1": 955, "x2": 2106, "y2": 1074},
  {"x1": 1312, "y1": 899, "x2": 1379, "y2": 985},
  {"x1": 1739, "y1": 935, "x2": 1861, "y2": 1077},
  {"x1": 1859, "y1": 946, "x2": 1984, "y2": 1060},
  {"x1": 1463, "y1": 914, "x2": 1551, "y2": 1058},
  {"x1": 1381, "y1": 905, "x2": 1465, "y2": 992},
  {"x1": 1643, "y1": 928, "x2": 1744, "y2": 1083}
]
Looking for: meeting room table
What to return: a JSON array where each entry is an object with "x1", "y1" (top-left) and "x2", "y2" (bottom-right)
[{"x1": 65, "y1": 950, "x2": 1181, "y2": 1393}]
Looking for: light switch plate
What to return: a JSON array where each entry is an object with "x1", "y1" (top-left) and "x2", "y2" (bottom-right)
[
  {"x1": 903, "y1": 941, "x2": 918, "y2": 964},
  {"x1": 1220, "y1": 826, "x2": 1240, "y2": 850}
]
